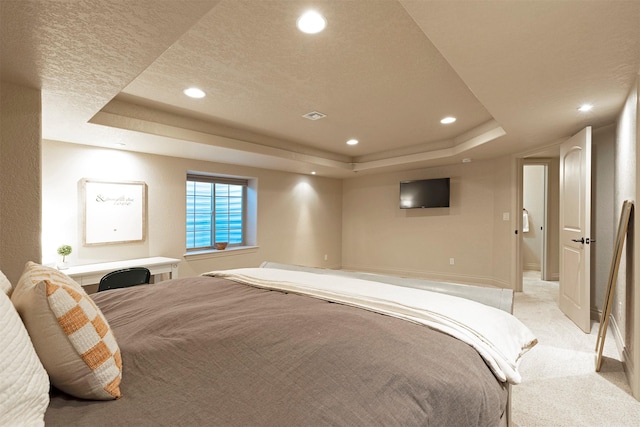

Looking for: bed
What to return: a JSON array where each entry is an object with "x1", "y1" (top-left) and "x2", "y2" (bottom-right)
[{"x1": 4, "y1": 262, "x2": 536, "y2": 426}]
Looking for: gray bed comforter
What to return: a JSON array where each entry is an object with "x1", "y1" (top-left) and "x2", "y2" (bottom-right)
[{"x1": 45, "y1": 276, "x2": 508, "y2": 426}]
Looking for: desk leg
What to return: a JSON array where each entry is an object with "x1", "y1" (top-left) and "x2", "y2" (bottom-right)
[{"x1": 170, "y1": 263, "x2": 179, "y2": 279}]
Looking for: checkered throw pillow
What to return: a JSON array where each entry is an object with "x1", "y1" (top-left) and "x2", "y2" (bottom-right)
[{"x1": 11, "y1": 262, "x2": 122, "y2": 400}]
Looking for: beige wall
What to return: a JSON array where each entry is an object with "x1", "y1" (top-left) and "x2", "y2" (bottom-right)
[
  {"x1": 41, "y1": 138, "x2": 531, "y2": 292},
  {"x1": 41, "y1": 140, "x2": 343, "y2": 277},
  {"x1": 342, "y1": 156, "x2": 515, "y2": 288},
  {"x1": 592, "y1": 125, "x2": 616, "y2": 316},
  {"x1": 629, "y1": 75, "x2": 640, "y2": 399},
  {"x1": 0, "y1": 81, "x2": 42, "y2": 284},
  {"x1": 615, "y1": 79, "x2": 637, "y2": 357},
  {"x1": 635, "y1": 75, "x2": 640, "y2": 400},
  {"x1": 613, "y1": 77, "x2": 639, "y2": 397}
]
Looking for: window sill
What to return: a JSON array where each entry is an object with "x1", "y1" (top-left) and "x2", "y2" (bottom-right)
[{"x1": 183, "y1": 245, "x2": 259, "y2": 260}]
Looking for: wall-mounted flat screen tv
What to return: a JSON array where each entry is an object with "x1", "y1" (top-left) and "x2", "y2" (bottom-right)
[{"x1": 399, "y1": 178, "x2": 450, "y2": 209}]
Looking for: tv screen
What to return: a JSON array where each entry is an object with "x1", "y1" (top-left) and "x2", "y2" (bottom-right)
[{"x1": 399, "y1": 178, "x2": 450, "y2": 209}]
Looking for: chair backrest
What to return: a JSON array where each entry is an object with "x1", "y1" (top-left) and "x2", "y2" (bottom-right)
[{"x1": 98, "y1": 267, "x2": 151, "y2": 292}]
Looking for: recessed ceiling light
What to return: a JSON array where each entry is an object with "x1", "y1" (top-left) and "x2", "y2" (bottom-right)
[
  {"x1": 302, "y1": 111, "x2": 326, "y2": 120},
  {"x1": 184, "y1": 87, "x2": 205, "y2": 98},
  {"x1": 578, "y1": 104, "x2": 593, "y2": 112},
  {"x1": 462, "y1": 158, "x2": 472, "y2": 163},
  {"x1": 346, "y1": 139, "x2": 359, "y2": 146},
  {"x1": 311, "y1": 171, "x2": 317, "y2": 175},
  {"x1": 297, "y1": 10, "x2": 326, "y2": 34},
  {"x1": 440, "y1": 117, "x2": 457, "y2": 124}
]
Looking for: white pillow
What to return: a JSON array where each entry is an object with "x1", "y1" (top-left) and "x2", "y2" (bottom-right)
[
  {"x1": 0, "y1": 270, "x2": 12, "y2": 296},
  {"x1": 11, "y1": 262, "x2": 122, "y2": 400},
  {"x1": 0, "y1": 289, "x2": 50, "y2": 426}
]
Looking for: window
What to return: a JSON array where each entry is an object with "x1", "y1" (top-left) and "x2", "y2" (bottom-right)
[{"x1": 186, "y1": 173, "x2": 247, "y2": 251}]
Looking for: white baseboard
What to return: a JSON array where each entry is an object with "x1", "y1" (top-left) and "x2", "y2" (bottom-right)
[
  {"x1": 608, "y1": 315, "x2": 633, "y2": 389},
  {"x1": 523, "y1": 262, "x2": 541, "y2": 271}
]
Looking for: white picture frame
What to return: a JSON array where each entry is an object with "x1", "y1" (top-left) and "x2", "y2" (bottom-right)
[{"x1": 82, "y1": 179, "x2": 147, "y2": 246}]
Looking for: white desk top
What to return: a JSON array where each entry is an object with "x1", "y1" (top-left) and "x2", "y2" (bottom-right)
[{"x1": 64, "y1": 257, "x2": 180, "y2": 277}]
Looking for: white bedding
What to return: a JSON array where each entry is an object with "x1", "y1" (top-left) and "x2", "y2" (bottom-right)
[{"x1": 204, "y1": 267, "x2": 537, "y2": 384}]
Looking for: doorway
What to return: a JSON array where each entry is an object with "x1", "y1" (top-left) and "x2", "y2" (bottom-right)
[
  {"x1": 523, "y1": 164, "x2": 547, "y2": 279},
  {"x1": 516, "y1": 157, "x2": 560, "y2": 292}
]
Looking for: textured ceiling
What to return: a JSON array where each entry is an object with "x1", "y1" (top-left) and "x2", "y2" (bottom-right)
[
  {"x1": 2, "y1": 0, "x2": 639, "y2": 178},
  {"x1": 118, "y1": 0, "x2": 492, "y2": 159}
]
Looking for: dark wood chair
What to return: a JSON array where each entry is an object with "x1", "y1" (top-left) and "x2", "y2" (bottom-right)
[{"x1": 98, "y1": 267, "x2": 151, "y2": 292}]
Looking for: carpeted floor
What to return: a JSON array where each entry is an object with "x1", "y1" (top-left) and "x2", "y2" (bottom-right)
[{"x1": 511, "y1": 271, "x2": 640, "y2": 426}]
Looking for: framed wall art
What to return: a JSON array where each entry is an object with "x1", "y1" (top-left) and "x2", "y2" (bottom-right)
[{"x1": 82, "y1": 179, "x2": 147, "y2": 245}]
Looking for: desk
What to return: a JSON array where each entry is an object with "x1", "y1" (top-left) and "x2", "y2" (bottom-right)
[{"x1": 64, "y1": 257, "x2": 180, "y2": 286}]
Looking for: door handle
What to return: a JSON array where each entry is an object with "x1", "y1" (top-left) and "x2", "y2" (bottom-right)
[{"x1": 571, "y1": 237, "x2": 585, "y2": 244}]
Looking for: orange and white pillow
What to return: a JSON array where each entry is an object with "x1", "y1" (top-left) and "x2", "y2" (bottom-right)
[
  {"x1": 11, "y1": 262, "x2": 122, "y2": 400},
  {"x1": 0, "y1": 274, "x2": 49, "y2": 426}
]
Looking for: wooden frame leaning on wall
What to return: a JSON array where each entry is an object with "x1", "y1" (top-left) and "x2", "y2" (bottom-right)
[{"x1": 595, "y1": 200, "x2": 633, "y2": 371}]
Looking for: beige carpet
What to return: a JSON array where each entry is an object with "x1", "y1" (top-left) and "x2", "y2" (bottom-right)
[{"x1": 511, "y1": 271, "x2": 640, "y2": 426}]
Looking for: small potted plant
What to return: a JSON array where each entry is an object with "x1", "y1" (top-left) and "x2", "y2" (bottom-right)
[{"x1": 57, "y1": 244, "x2": 72, "y2": 270}]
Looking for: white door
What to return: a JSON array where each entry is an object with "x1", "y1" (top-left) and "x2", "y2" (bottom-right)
[{"x1": 559, "y1": 127, "x2": 592, "y2": 333}]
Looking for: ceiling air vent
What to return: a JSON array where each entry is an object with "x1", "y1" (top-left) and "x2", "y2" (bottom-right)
[{"x1": 302, "y1": 111, "x2": 326, "y2": 120}]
